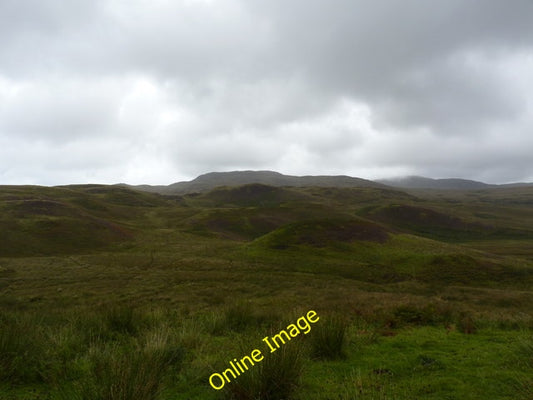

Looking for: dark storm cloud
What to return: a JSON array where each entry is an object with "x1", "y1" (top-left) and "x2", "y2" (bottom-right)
[{"x1": 0, "y1": 0, "x2": 532, "y2": 184}]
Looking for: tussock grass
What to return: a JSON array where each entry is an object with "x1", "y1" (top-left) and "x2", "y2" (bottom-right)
[
  {"x1": 205, "y1": 301, "x2": 270, "y2": 335},
  {"x1": 310, "y1": 314, "x2": 348, "y2": 360},
  {"x1": 104, "y1": 304, "x2": 141, "y2": 335},
  {"x1": 510, "y1": 335, "x2": 533, "y2": 400},
  {"x1": 1, "y1": 183, "x2": 533, "y2": 399},
  {"x1": 68, "y1": 304, "x2": 146, "y2": 344},
  {"x1": 61, "y1": 330, "x2": 184, "y2": 400},
  {"x1": 225, "y1": 340, "x2": 305, "y2": 400},
  {"x1": 44, "y1": 320, "x2": 91, "y2": 384},
  {"x1": 339, "y1": 369, "x2": 411, "y2": 400},
  {"x1": 512, "y1": 376, "x2": 533, "y2": 400},
  {"x1": 457, "y1": 312, "x2": 478, "y2": 334},
  {"x1": 517, "y1": 335, "x2": 533, "y2": 363},
  {"x1": 0, "y1": 313, "x2": 47, "y2": 384},
  {"x1": 391, "y1": 303, "x2": 453, "y2": 327},
  {"x1": 224, "y1": 301, "x2": 257, "y2": 332}
]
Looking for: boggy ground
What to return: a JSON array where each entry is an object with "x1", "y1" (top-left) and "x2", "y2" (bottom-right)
[{"x1": 0, "y1": 183, "x2": 532, "y2": 399}]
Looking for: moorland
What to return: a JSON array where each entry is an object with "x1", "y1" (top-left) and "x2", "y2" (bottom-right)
[{"x1": 1, "y1": 174, "x2": 532, "y2": 399}]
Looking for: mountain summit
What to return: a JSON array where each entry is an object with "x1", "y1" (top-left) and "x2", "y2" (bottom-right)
[{"x1": 132, "y1": 170, "x2": 386, "y2": 194}]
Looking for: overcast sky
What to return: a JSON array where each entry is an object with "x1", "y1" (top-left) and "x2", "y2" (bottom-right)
[{"x1": 1, "y1": 0, "x2": 532, "y2": 185}]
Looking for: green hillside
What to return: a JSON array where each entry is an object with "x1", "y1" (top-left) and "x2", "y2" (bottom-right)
[{"x1": 1, "y1": 182, "x2": 532, "y2": 399}]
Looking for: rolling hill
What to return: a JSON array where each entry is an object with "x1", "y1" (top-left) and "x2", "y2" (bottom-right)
[
  {"x1": 378, "y1": 176, "x2": 494, "y2": 190},
  {"x1": 128, "y1": 170, "x2": 387, "y2": 194},
  {"x1": 378, "y1": 175, "x2": 533, "y2": 190},
  {"x1": 2, "y1": 177, "x2": 533, "y2": 400},
  {"x1": 128, "y1": 171, "x2": 533, "y2": 194}
]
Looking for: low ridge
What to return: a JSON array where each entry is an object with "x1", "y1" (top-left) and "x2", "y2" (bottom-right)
[
  {"x1": 129, "y1": 170, "x2": 387, "y2": 194},
  {"x1": 128, "y1": 171, "x2": 533, "y2": 194},
  {"x1": 378, "y1": 176, "x2": 494, "y2": 190}
]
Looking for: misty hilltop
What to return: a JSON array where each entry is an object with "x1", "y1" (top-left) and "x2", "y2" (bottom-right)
[
  {"x1": 378, "y1": 176, "x2": 494, "y2": 190},
  {"x1": 122, "y1": 171, "x2": 533, "y2": 195},
  {"x1": 378, "y1": 176, "x2": 533, "y2": 190},
  {"x1": 127, "y1": 170, "x2": 386, "y2": 195}
]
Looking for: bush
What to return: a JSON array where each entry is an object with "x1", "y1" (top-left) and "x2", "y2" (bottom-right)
[{"x1": 310, "y1": 314, "x2": 348, "y2": 360}]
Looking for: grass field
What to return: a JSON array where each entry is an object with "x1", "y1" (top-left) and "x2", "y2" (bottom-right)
[{"x1": 1, "y1": 183, "x2": 532, "y2": 399}]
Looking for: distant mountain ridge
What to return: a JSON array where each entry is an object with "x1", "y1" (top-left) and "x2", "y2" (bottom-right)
[
  {"x1": 124, "y1": 171, "x2": 533, "y2": 194},
  {"x1": 378, "y1": 176, "x2": 493, "y2": 190},
  {"x1": 130, "y1": 170, "x2": 387, "y2": 194},
  {"x1": 378, "y1": 176, "x2": 533, "y2": 190}
]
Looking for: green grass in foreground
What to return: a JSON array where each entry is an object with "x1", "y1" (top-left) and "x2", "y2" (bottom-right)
[
  {"x1": 0, "y1": 306, "x2": 531, "y2": 400},
  {"x1": 0, "y1": 183, "x2": 532, "y2": 399}
]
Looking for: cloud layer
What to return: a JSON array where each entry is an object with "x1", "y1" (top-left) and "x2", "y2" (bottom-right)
[{"x1": 1, "y1": 0, "x2": 532, "y2": 184}]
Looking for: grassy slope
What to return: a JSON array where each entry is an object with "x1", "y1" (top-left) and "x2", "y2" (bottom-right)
[{"x1": 0, "y1": 183, "x2": 532, "y2": 399}]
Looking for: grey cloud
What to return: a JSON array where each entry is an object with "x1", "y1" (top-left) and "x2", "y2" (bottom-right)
[
  {"x1": 0, "y1": 79, "x2": 119, "y2": 141},
  {"x1": 0, "y1": 0, "x2": 532, "y2": 184},
  {"x1": 0, "y1": 0, "x2": 100, "y2": 35},
  {"x1": 373, "y1": 51, "x2": 524, "y2": 133},
  {"x1": 0, "y1": 0, "x2": 104, "y2": 76}
]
